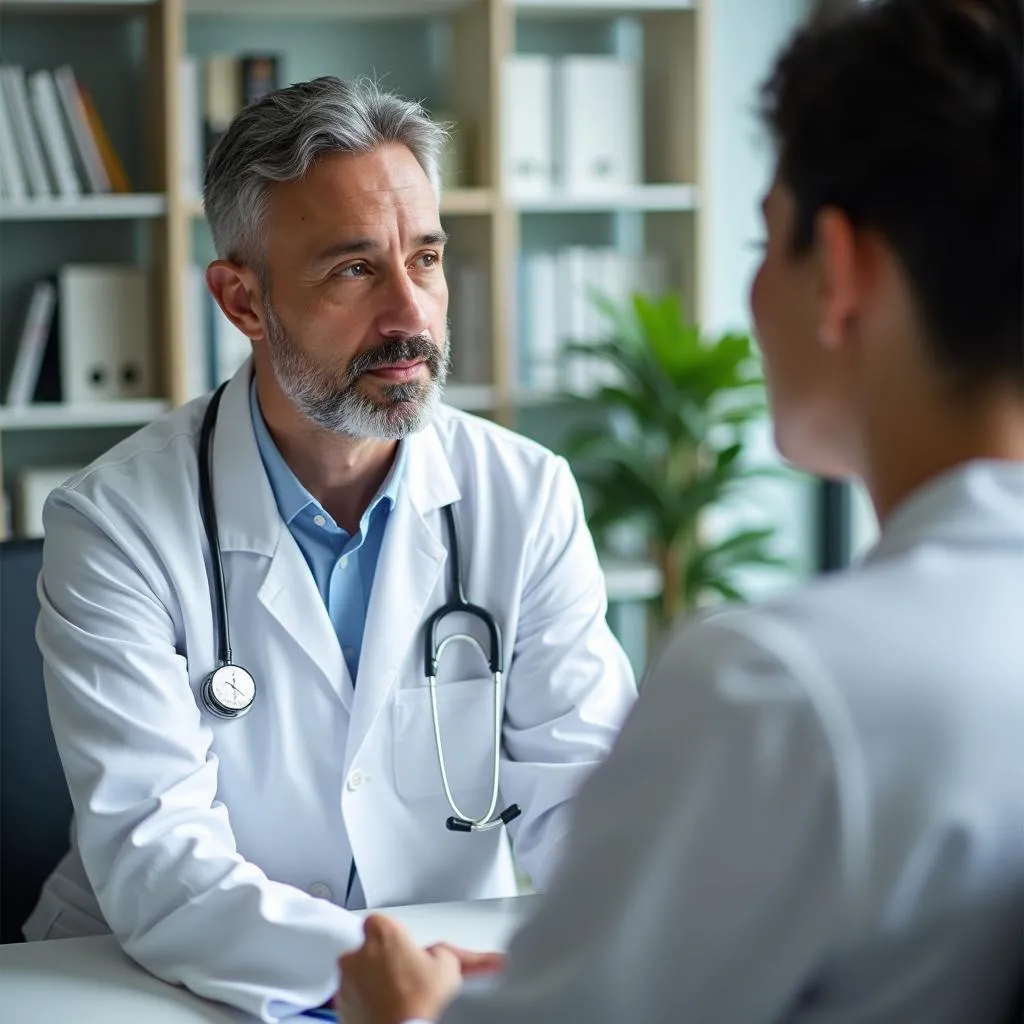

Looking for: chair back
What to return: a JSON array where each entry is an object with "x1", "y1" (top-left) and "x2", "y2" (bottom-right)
[{"x1": 0, "y1": 538, "x2": 73, "y2": 943}]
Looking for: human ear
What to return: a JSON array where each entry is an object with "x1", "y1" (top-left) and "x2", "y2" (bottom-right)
[
  {"x1": 814, "y1": 207, "x2": 860, "y2": 352},
  {"x1": 206, "y1": 261, "x2": 266, "y2": 343}
]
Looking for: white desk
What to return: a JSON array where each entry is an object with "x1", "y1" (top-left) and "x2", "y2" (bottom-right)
[{"x1": 0, "y1": 895, "x2": 541, "y2": 1024}]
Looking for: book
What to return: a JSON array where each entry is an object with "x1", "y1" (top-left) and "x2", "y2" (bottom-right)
[
  {"x1": 28, "y1": 69, "x2": 81, "y2": 198},
  {"x1": 0, "y1": 76, "x2": 27, "y2": 201},
  {"x1": 203, "y1": 55, "x2": 242, "y2": 163},
  {"x1": 183, "y1": 264, "x2": 211, "y2": 401},
  {"x1": 207, "y1": 290, "x2": 251, "y2": 386},
  {"x1": 240, "y1": 54, "x2": 279, "y2": 107},
  {"x1": 5, "y1": 281, "x2": 57, "y2": 406},
  {"x1": 1, "y1": 66, "x2": 53, "y2": 197},
  {"x1": 53, "y1": 66, "x2": 110, "y2": 194},
  {"x1": 77, "y1": 85, "x2": 130, "y2": 193},
  {"x1": 179, "y1": 56, "x2": 203, "y2": 201}
]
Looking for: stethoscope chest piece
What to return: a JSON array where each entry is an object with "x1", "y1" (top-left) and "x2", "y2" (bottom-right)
[{"x1": 201, "y1": 663, "x2": 257, "y2": 719}]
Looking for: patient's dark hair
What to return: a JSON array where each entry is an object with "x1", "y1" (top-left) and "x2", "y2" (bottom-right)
[{"x1": 760, "y1": 0, "x2": 1023, "y2": 392}]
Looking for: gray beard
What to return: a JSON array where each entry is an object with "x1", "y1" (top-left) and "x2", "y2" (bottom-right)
[{"x1": 263, "y1": 300, "x2": 450, "y2": 441}]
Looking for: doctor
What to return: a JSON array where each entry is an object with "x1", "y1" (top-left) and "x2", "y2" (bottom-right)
[
  {"x1": 338, "y1": 0, "x2": 1024, "y2": 1021},
  {"x1": 24, "y1": 77, "x2": 636, "y2": 1019}
]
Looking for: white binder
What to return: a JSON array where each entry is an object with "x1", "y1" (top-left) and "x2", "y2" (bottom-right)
[
  {"x1": 502, "y1": 55, "x2": 554, "y2": 199},
  {"x1": 58, "y1": 265, "x2": 155, "y2": 403},
  {"x1": 556, "y1": 57, "x2": 641, "y2": 195}
]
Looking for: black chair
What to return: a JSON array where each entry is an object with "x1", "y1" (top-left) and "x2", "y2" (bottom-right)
[{"x1": 0, "y1": 537, "x2": 73, "y2": 943}]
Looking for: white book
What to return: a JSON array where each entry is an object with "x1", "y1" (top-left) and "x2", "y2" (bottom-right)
[
  {"x1": 1, "y1": 66, "x2": 53, "y2": 197},
  {"x1": 5, "y1": 280, "x2": 57, "y2": 406},
  {"x1": 179, "y1": 56, "x2": 203, "y2": 202},
  {"x1": 16, "y1": 465, "x2": 84, "y2": 538},
  {"x1": 59, "y1": 265, "x2": 154, "y2": 403},
  {"x1": 557, "y1": 246, "x2": 594, "y2": 393},
  {"x1": 183, "y1": 264, "x2": 210, "y2": 401},
  {"x1": 0, "y1": 79, "x2": 26, "y2": 201},
  {"x1": 451, "y1": 264, "x2": 490, "y2": 385},
  {"x1": 29, "y1": 69, "x2": 81, "y2": 197},
  {"x1": 53, "y1": 66, "x2": 110, "y2": 194},
  {"x1": 209, "y1": 294, "x2": 251, "y2": 385},
  {"x1": 502, "y1": 55, "x2": 554, "y2": 199},
  {"x1": 524, "y1": 251, "x2": 559, "y2": 392},
  {"x1": 556, "y1": 57, "x2": 641, "y2": 195}
]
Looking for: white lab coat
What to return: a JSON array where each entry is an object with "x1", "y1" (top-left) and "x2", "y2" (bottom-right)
[
  {"x1": 23, "y1": 364, "x2": 636, "y2": 1020},
  {"x1": 436, "y1": 460, "x2": 1024, "y2": 1024}
]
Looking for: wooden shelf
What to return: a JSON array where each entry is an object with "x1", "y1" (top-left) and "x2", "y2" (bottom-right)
[
  {"x1": 186, "y1": 188, "x2": 494, "y2": 219},
  {"x1": 186, "y1": 0, "x2": 478, "y2": 16},
  {"x1": 1, "y1": 0, "x2": 157, "y2": 11},
  {"x1": 0, "y1": 194, "x2": 167, "y2": 221},
  {"x1": 514, "y1": 184, "x2": 698, "y2": 214},
  {"x1": 600, "y1": 558, "x2": 662, "y2": 603},
  {"x1": 445, "y1": 384, "x2": 498, "y2": 411},
  {"x1": 0, "y1": 401, "x2": 170, "y2": 431},
  {"x1": 515, "y1": 0, "x2": 694, "y2": 13},
  {"x1": 441, "y1": 188, "x2": 495, "y2": 216}
]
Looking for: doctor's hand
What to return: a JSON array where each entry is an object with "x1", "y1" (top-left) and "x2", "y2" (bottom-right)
[{"x1": 337, "y1": 914, "x2": 503, "y2": 1024}]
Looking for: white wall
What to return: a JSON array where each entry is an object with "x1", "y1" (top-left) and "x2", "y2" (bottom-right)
[{"x1": 702, "y1": 0, "x2": 818, "y2": 592}]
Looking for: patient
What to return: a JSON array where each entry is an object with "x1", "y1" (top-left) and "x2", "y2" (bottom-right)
[{"x1": 336, "y1": 0, "x2": 1024, "y2": 1021}]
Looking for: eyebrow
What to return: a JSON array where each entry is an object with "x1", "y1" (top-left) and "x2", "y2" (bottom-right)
[{"x1": 310, "y1": 230, "x2": 449, "y2": 267}]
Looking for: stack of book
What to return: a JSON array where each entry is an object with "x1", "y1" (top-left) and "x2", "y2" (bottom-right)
[
  {"x1": 516, "y1": 247, "x2": 669, "y2": 394},
  {"x1": 180, "y1": 53, "x2": 280, "y2": 200},
  {"x1": 3, "y1": 266, "x2": 155, "y2": 408},
  {"x1": 502, "y1": 54, "x2": 643, "y2": 200},
  {"x1": 0, "y1": 65, "x2": 130, "y2": 202}
]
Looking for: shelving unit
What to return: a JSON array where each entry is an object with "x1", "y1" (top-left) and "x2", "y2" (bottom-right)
[
  {"x1": 0, "y1": 194, "x2": 167, "y2": 220},
  {"x1": 0, "y1": 399, "x2": 170, "y2": 430},
  {"x1": 0, "y1": 0, "x2": 705, "y2": 642}
]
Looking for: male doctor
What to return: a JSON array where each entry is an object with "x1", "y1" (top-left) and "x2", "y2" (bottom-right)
[
  {"x1": 338, "y1": 1, "x2": 1024, "y2": 1021},
  {"x1": 23, "y1": 77, "x2": 636, "y2": 1018}
]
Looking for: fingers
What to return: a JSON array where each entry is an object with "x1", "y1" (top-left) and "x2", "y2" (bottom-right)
[{"x1": 425, "y1": 943, "x2": 507, "y2": 977}]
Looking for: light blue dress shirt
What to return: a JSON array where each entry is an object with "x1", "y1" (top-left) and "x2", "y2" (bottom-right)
[{"x1": 249, "y1": 380, "x2": 405, "y2": 683}]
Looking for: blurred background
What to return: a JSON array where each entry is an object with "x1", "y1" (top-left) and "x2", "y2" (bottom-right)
[{"x1": 0, "y1": 0, "x2": 875, "y2": 675}]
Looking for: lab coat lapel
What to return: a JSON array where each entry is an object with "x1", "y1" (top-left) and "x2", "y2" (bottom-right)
[
  {"x1": 347, "y1": 419, "x2": 461, "y2": 754},
  {"x1": 209, "y1": 361, "x2": 348, "y2": 704}
]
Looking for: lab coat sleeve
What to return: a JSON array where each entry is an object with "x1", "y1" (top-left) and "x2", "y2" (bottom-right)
[
  {"x1": 499, "y1": 456, "x2": 637, "y2": 889},
  {"x1": 440, "y1": 611, "x2": 863, "y2": 1024},
  {"x1": 36, "y1": 489, "x2": 364, "y2": 1022}
]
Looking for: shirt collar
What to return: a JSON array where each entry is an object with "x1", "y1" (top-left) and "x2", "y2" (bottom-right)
[{"x1": 249, "y1": 378, "x2": 405, "y2": 529}]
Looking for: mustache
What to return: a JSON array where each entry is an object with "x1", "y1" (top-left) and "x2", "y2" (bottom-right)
[{"x1": 347, "y1": 334, "x2": 446, "y2": 383}]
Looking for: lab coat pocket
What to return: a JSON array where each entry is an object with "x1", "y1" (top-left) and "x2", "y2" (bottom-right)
[{"x1": 392, "y1": 678, "x2": 496, "y2": 803}]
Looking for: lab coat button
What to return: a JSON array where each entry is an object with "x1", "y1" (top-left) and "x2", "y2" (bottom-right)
[
  {"x1": 347, "y1": 769, "x2": 365, "y2": 791},
  {"x1": 308, "y1": 882, "x2": 333, "y2": 901}
]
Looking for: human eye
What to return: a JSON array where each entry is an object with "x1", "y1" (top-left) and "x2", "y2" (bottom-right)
[
  {"x1": 415, "y1": 251, "x2": 442, "y2": 270},
  {"x1": 337, "y1": 261, "x2": 371, "y2": 279}
]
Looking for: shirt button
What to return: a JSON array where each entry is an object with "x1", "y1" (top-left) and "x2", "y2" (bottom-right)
[
  {"x1": 340, "y1": 555, "x2": 349, "y2": 569},
  {"x1": 347, "y1": 769, "x2": 365, "y2": 791},
  {"x1": 313, "y1": 514, "x2": 327, "y2": 528},
  {"x1": 308, "y1": 882, "x2": 333, "y2": 901}
]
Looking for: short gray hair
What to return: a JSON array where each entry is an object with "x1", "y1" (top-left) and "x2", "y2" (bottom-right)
[{"x1": 203, "y1": 76, "x2": 447, "y2": 267}]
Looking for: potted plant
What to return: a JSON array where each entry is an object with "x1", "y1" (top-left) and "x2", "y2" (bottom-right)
[{"x1": 565, "y1": 291, "x2": 789, "y2": 628}]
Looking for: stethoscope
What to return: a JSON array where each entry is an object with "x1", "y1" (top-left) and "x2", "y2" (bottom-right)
[{"x1": 197, "y1": 381, "x2": 521, "y2": 834}]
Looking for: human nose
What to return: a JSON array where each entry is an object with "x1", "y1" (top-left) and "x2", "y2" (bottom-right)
[{"x1": 377, "y1": 266, "x2": 431, "y2": 339}]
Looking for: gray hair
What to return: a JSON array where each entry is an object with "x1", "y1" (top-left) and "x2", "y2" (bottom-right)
[{"x1": 203, "y1": 76, "x2": 447, "y2": 268}]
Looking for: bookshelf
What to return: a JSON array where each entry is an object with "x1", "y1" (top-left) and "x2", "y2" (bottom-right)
[{"x1": 0, "y1": 0, "x2": 706, "y2": 635}]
